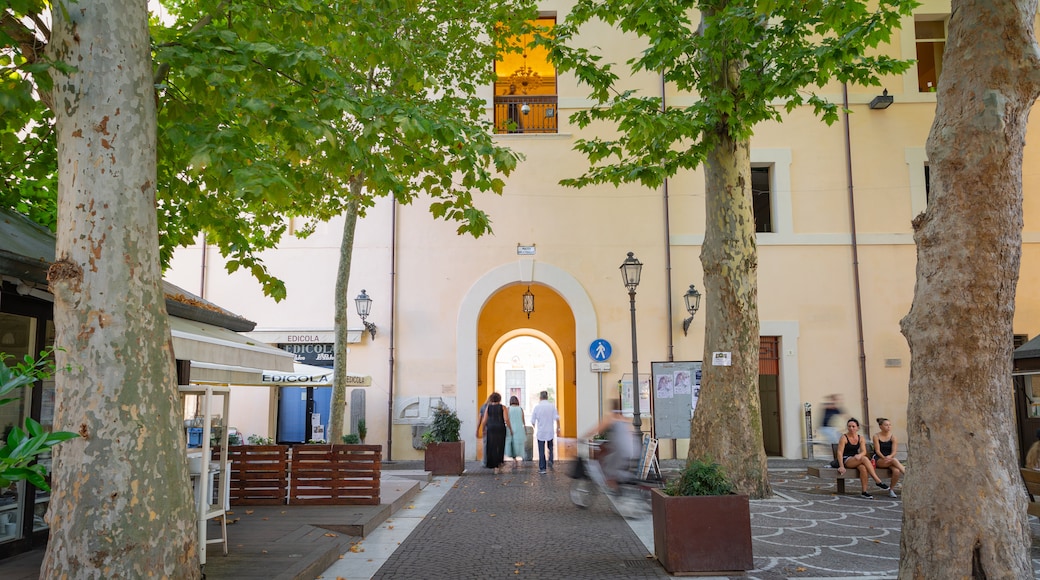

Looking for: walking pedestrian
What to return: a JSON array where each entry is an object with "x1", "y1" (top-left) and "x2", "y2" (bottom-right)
[
  {"x1": 476, "y1": 392, "x2": 511, "y2": 474},
  {"x1": 529, "y1": 390, "x2": 560, "y2": 474},
  {"x1": 505, "y1": 396, "x2": 527, "y2": 469},
  {"x1": 478, "y1": 393, "x2": 493, "y2": 467}
]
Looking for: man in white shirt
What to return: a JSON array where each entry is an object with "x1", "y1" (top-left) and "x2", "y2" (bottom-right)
[{"x1": 529, "y1": 390, "x2": 560, "y2": 474}]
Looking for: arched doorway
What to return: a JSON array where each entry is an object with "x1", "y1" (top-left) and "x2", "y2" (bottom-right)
[{"x1": 457, "y1": 261, "x2": 599, "y2": 460}]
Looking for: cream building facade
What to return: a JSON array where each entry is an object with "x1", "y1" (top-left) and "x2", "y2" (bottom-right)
[{"x1": 165, "y1": 0, "x2": 1040, "y2": 461}]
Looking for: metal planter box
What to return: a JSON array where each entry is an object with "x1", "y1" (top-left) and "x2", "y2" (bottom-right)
[
  {"x1": 423, "y1": 441, "x2": 465, "y2": 475},
  {"x1": 651, "y1": 488, "x2": 753, "y2": 575}
]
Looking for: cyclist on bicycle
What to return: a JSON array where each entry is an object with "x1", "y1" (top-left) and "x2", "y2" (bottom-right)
[{"x1": 584, "y1": 400, "x2": 638, "y2": 492}]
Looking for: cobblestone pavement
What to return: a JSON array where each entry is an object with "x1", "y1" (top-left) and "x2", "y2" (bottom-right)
[
  {"x1": 372, "y1": 464, "x2": 665, "y2": 579},
  {"x1": 359, "y1": 463, "x2": 1040, "y2": 580}
]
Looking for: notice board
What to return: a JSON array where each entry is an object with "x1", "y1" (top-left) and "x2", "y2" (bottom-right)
[{"x1": 650, "y1": 361, "x2": 702, "y2": 439}]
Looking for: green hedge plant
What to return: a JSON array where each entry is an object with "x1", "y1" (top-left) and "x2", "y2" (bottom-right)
[{"x1": 664, "y1": 457, "x2": 734, "y2": 497}]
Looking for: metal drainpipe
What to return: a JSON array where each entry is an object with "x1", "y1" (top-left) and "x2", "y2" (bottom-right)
[
  {"x1": 662, "y1": 70, "x2": 676, "y2": 365},
  {"x1": 199, "y1": 236, "x2": 208, "y2": 299},
  {"x1": 841, "y1": 83, "x2": 872, "y2": 435},
  {"x1": 661, "y1": 70, "x2": 678, "y2": 458},
  {"x1": 386, "y1": 198, "x2": 398, "y2": 460}
]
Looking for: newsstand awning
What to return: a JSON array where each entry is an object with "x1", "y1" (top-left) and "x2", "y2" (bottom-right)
[
  {"x1": 171, "y1": 316, "x2": 295, "y2": 373},
  {"x1": 188, "y1": 361, "x2": 371, "y2": 387}
]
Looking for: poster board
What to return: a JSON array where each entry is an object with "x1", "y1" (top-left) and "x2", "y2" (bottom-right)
[{"x1": 650, "y1": 361, "x2": 702, "y2": 439}]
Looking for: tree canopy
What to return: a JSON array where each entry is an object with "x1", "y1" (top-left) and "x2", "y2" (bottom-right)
[
  {"x1": 546, "y1": 0, "x2": 915, "y2": 188},
  {"x1": 2, "y1": 0, "x2": 536, "y2": 299}
]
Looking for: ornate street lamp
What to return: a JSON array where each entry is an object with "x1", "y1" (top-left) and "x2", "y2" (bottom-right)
[
  {"x1": 620, "y1": 252, "x2": 644, "y2": 436},
  {"x1": 522, "y1": 286, "x2": 535, "y2": 319},
  {"x1": 682, "y1": 284, "x2": 702, "y2": 336},
  {"x1": 355, "y1": 289, "x2": 377, "y2": 340}
]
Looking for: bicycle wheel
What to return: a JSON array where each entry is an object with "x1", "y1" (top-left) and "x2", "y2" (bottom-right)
[{"x1": 569, "y1": 477, "x2": 595, "y2": 508}]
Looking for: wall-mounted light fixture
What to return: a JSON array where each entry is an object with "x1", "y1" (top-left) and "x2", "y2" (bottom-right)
[
  {"x1": 869, "y1": 89, "x2": 894, "y2": 110},
  {"x1": 520, "y1": 103, "x2": 531, "y2": 115},
  {"x1": 355, "y1": 289, "x2": 377, "y2": 340},
  {"x1": 681, "y1": 284, "x2": 702, "y2": 336},
  {"x1": 522, "y1": 286, "x2": 535, "y2": 319}
]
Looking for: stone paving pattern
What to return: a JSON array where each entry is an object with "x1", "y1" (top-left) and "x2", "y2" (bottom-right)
[
  {"x1": 372, "y1": 465, "x2": 666, "y2": 579},
  {"x1": 372, "y1": 463, "x2": 1040, "y2": 579}
]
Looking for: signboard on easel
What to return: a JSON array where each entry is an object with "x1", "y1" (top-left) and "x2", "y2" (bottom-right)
[{"x1": 650, "y1": 361, "x2": 702, "y2": 439}]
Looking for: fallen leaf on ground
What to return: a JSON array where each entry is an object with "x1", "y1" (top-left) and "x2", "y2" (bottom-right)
[
  {"x1": 349, "y1": 544, "x2": 364, "y2": 553},
  {"x1": 796, "y1": 567, "x2": 807, "y2": 572},
  {"x1": 325, "y1": 532, "x2": 338, "y2": 537},
  {"x1": 245, "y1": 510, "x2": 254, "y2": 515}
]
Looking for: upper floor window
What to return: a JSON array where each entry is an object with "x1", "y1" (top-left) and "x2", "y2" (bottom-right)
[
  {"x1": 915, "y1": 16, "x2": 947, "y2": 92},
  {"x1": 752, "y1": 166, "x2": 773, "y2": 233},
  {"x1": 494, "y1": 18, "x2": 558, "y2": 134}
]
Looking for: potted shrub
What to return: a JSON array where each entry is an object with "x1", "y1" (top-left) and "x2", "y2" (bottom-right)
[
  {"x1": 651, "y1": 457, "x2": 753, "y2": 575},
  {"x1": 341, "y1": 433, "x2": 361, "y2": 444},
  {"x1": 422, "y1": 405, "x2": 464, "y2": 475}
]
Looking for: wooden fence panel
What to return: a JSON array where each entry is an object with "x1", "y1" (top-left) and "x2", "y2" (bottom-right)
[
  {"x1": 219, "y1": 445, "x2": 290, "y2": 505},
  {"x1": 289, "y1": 445, "x2": 381, "y2": 506}
]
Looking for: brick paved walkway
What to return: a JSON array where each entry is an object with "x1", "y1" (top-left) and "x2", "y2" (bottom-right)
[{"x1": 371, "y1": 465, "x2": 665, "y2": 579}]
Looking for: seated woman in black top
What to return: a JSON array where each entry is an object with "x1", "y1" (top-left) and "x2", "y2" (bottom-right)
[
  {"x1": 837, "y1": 418, "x2": 889, "y2": 499},
  {"x1": 872, "y1": 417, "x2": 905, "y2": 498}
]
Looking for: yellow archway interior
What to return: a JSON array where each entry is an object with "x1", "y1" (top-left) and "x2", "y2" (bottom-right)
[{"x1": 477, "y1": 284, "x2": 576, "y2": 440}]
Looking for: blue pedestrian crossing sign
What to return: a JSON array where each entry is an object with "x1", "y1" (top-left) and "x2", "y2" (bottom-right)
[{"x1": 589, "y1": 339, "x2": 612, "y2": 361}]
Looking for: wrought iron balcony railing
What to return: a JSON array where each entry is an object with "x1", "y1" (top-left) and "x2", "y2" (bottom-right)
[{"x1": 493, "y1": 95, "x2": 558, "y2": 134}]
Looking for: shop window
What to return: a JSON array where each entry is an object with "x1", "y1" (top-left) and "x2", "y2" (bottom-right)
[
  {"x1": 915, "y1": 16, "x2": 948, "y2": 92},
  {"x1": 494, "y1": 17, "x2": 558, "y2": 134},
  {"x1": 752, "y1": 166, "x2": 773, "y2": 233}
]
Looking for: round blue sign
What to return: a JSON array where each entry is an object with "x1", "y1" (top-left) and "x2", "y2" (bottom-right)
[{"x1": 589, "y1": 339, "x2": 612, "y2": 361}]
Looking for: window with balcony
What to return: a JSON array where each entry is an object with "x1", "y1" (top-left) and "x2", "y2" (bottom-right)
[
  {"x1": 494, "y1": 18, "x2": 557, "y2": 134},
  {"x1": 915, "y1": 16, "x2": 947, "y2": 93}
]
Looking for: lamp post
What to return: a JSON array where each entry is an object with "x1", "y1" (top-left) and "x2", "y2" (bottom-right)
[
  {"x1": 355, "y1": 289, "x2": 377, "y2": 339},
  {"x1": 620, "y1": 252, "x2": 643, "y2": 436}
]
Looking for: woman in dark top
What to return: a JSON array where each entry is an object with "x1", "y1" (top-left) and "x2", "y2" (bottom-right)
[
  {"x1": 476, "y1": 392, "x2": 512, "y2": 474},
  {"x1": 872, "y1": 417, "x2": 905, "y2": 498},
  {"x1": 837, "y1": 418, "x2": 889, "y2": 499}
]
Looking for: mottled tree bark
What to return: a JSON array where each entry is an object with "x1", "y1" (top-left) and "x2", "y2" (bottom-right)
[
  {"x1": 898, "y1": 0, "x2": 1040, "y2": 577},
  {"x1": 689, "y1": 133, "x2": 771, "y2": 499},
  {"x1": 41, "y1": 0, "x2": 201, "y2": 576},
  {"x1": 330, "y1": 184, "x2": 361, "y2": 443}
]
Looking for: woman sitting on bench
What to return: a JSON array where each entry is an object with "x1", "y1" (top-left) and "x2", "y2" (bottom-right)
[
  {"x1": 872, "y1": 418, "x2": 904, "y2": 498},
  {"x1": 837, "y1": 418, "x2": 889, "y2": 499}
]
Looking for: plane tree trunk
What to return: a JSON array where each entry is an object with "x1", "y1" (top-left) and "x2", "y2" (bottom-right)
[
  {"x1": 42, "y1": 0, "x2": 201, "y2": 576},
  {"x1": 689, "y1": 132, "x2": 771, "y2": 499},
  {"x1": 898, "y1": 0, "x2": 1040, "y2": 577},
  {"x1": 330, "y1": 185, "x2": 361, "y2": 444}
]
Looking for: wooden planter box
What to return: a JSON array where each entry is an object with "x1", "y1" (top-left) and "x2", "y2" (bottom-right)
[
  {"x1": 651, "y1": 488, "x2": 753, "y2": 575},
  {"x1": 424, "y1": 441, "x2": 465, "y2": 475}
]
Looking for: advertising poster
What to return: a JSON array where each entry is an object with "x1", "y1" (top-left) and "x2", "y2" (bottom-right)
[{"x1": 619, "y1": 373, "x2": 651, "y2": 419}]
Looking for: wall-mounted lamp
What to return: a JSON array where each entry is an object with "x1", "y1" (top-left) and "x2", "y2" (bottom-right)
[
  {"x1": 355, "y1": 289, "x2": 377, "y2": 340},
  {"x1": 520, "y1": 103, "x2": 531, "y2": 115},
  {"x1": 522, "y1": 286, "x2": 535, "y2": 319},
  {"x1": 681, "y1": 284, "x2": 702, "y2": 336},
  {"x1": 869, "y1": 89, "x2": 894, "y2": 110}
]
